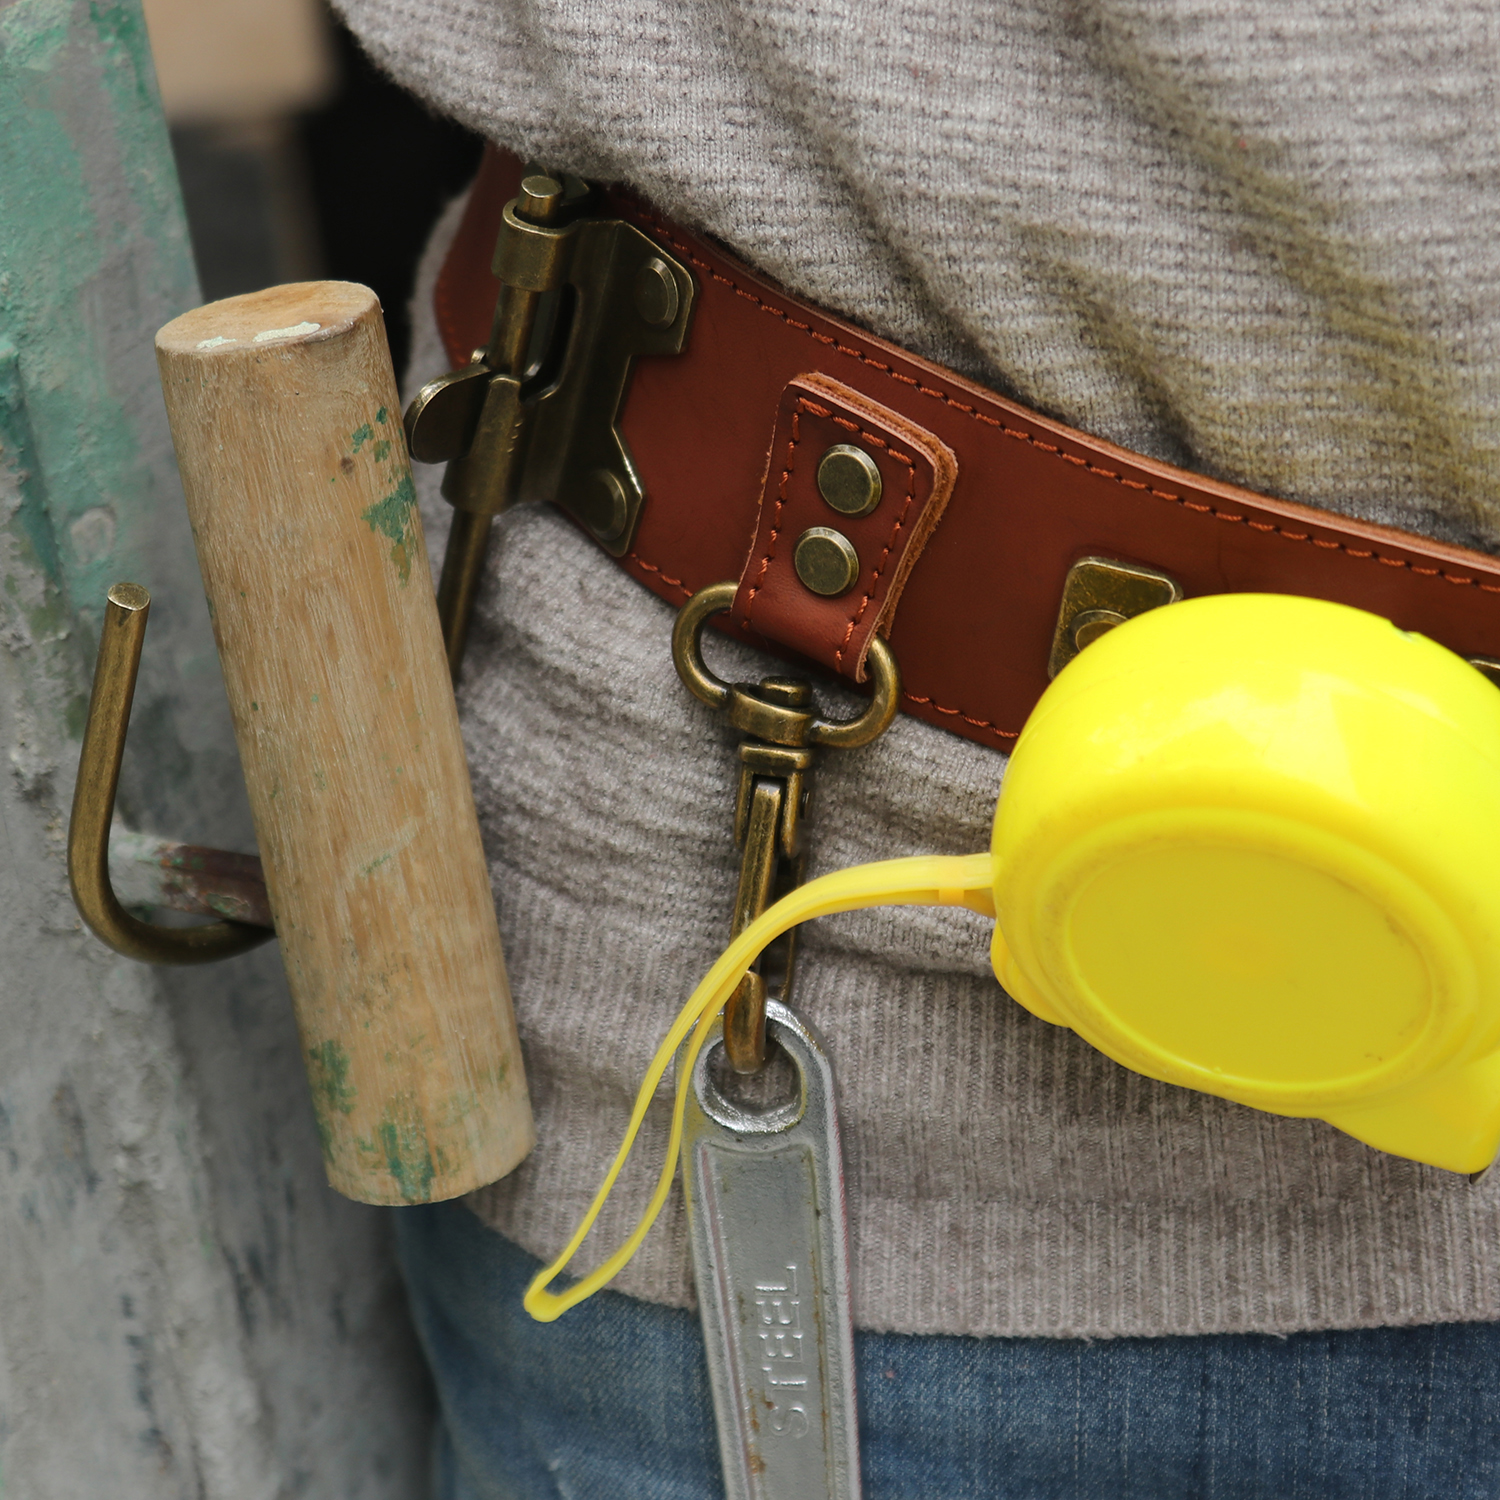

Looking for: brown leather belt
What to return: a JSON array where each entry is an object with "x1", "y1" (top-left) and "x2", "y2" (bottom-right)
[{"x1": 434, "y1": 148, "x2": 1500, "y2": 754}]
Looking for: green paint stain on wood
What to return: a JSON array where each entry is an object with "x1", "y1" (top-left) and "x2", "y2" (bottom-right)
[
  {"x1": 350, "y1": 423, "x2": 373, "y2": 453},
  {"x1": 361, "y1": 474, "x2": 417, "y2": 584},
  {"x1": 372, "y1": 438, "x2": 391, "y2": 462},
  {"x1": 376, "y1": 406, "x2": 388, "y2": 424},
  {"x1": 306, "y1": 1040, "x2": 356, "y2": 1164},
  {"x1": 376, "y1": 1097, "x2": 436, "y2": 1203}
]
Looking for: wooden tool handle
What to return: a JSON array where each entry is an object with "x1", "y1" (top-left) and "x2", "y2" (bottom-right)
[{"x1": 156, "y1": 283, "x2": 533, "y2": 1205}]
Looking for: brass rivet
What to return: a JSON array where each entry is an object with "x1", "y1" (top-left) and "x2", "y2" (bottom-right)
[
  {"x1": 793, "y1": 527, "x2": 860, "y2": 597},
  {"x1": 816, "y1": 444, "x2": 882, "y2": 517},
  {"x1": 1071, "y1": 608, "x2": 1128, "y2": 651},
  {"x1": 634, "y1": 258, "x2": 680, "y2": 328},
  {"x1": 579, "y1": 469, "x2": 629, "y2": 542}
]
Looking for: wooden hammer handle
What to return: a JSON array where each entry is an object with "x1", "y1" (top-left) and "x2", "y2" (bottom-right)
[{"x1": 156, "y1": 282, "x2": 533, "y2": 1205}]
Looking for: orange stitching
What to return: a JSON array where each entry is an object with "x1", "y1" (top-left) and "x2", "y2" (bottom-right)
[
  {"x1": 835, "y1": 433, "x2": 917, "y2": 671},
  {"x1": 620, "y1": 202, "x2": 1500, "y2": 598},
  {"x1": 626, "y1": 555, "x2": 693, "y2": 600},
  {"x1": 901, "y1": 692, "x2": 1020, "y2": 741},
  {"x1": 741, "y1": 403, "x2": 804, "y2": 626}
]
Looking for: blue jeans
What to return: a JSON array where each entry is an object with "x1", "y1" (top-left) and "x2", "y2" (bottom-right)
[{"x1": 395, "y1": 1201, "x2": 1500, "y2": 1499}]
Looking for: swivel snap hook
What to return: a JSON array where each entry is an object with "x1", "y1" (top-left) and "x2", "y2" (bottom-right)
[{"x1": 672, "y1": 580, "x2": 901, "y2": 1072}]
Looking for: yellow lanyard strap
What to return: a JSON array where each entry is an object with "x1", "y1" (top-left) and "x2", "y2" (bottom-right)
[{"x1": 523, "y1": 851, "x2": 995, "y2": 1322}]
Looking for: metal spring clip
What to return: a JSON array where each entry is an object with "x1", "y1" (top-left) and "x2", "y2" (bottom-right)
[
  {"x1": 405, "y1": 169, "x2": 697, "y2": 677},
  {"x1": 672, "y1": 581, "x2": 901, "y2": 1072}
]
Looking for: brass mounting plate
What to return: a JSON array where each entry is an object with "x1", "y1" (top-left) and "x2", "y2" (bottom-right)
[
  {"x1": 404, "y1": 217, "x2": 695, "y2": 556},
  {"x1": 523, "y1": 220, "x2": 696, "y2": 554},
  {"x1": 1048, "y1": 556, "x2": 1184, "y2": 679}
]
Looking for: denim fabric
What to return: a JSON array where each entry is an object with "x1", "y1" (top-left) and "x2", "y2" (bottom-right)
[{"x1": 395, "y1": 1201, "x2": 1500, "y2": 1500}]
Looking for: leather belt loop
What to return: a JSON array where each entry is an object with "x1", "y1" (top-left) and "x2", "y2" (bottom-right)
[{"x1": 731, "y1": 373, "x2": 957, "y2": 684}]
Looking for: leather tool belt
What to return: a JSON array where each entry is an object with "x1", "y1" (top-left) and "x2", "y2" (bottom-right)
[{"x1": 431, "y1": 147, "x2": 1500, "y2": 753}]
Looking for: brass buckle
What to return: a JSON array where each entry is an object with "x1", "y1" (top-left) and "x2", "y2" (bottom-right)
[
  {"x1": 404, "y1": 169, "x2": 697, "y2": 677},
  {"x1": 672, "y1": 581, "x2": 900, "y2": 1072}
]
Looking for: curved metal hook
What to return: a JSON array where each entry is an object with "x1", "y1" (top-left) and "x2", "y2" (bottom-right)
[{"x1": 68, "y1": 583, "x2": 274, "y2": 965}]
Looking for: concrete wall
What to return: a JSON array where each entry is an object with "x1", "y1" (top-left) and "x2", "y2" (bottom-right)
[{"x1": 0, "y1": 3, "x2": 433, "y2": 1493}]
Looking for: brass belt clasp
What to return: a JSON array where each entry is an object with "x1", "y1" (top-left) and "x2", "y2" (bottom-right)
[
  {"x1": 673, "y1": 581, "x2": 901, "y2": 1073},
  {"x1": 404, "y1": 168, "x2": 697, "y2": 676}
]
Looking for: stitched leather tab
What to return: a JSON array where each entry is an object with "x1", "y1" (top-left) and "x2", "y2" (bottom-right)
[{"x1": 731, "y1": 374, "x2": 957, "y2": 683}]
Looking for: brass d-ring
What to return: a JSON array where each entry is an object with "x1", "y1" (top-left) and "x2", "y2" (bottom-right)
[
  {"x1": 670, "y1": 580, "x2": 902, "y2": 749},
  {"x1": 671, "y1": 581, "x2": 737, "y2": 711},
  {"x1": 68, "y1": 583, "x2": 274, "y2": 966}
]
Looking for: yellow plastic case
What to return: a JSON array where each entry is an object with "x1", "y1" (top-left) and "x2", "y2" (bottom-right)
[{"x1": 993, "y1": 593, "x2": 1500, "y2": 1173}]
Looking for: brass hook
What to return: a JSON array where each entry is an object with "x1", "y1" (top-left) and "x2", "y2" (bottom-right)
[
  {"x1": 671, "y1": 581, "x2": 903, "y2": 1073},
  {"x1": 68, "y1": 583, "x2": 274, "y2": 965}
]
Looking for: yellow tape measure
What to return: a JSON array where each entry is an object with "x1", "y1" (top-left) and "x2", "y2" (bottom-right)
[{"x1": 527, "y1": 592, "x2": 1500, "y2": 1321}]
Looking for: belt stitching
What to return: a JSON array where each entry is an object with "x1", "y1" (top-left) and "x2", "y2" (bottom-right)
[{"x1": 623, "y1": 203, "x2": 1497, "y2": 598}]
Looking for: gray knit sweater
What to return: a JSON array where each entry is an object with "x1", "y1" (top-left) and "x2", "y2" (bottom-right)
[{"x1": 339, "y1": 0, "x2": 1500, "y2": 1338}]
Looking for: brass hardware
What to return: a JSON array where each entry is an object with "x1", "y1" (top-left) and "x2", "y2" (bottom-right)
[
  {"x1": 1048, "y1": 556, "x2": 1184, "y2": 678},
  {"x1": 671, "y1": 581, "x2": 742, "y2": 710},
  {"x1": 1070, "y1": 607, "x2": 1127, "y2": 649},
  {"x1": 724, "y1": 684, "x2": 813, "y2": 1073},
  {"x1": 673, "y1": 581, "x2": 901, "y2": 1072},
  {"x1": 434, "y1": 510, "x2": 497, "y2": 679},
  {"x1": 578, "y1": 468, "x2": 630, "y2": 543},
  {"x1": 68, "y1": 584, "x2": 274, "y2": 965},
  {"x1": 794, "y1": 526, "x2": 861, "y2": 597},
  {"x1": 817, "y1": 443, "x2": 883, "y2": 518},
  {"x1": 404, "y1": 363, "x2": 489, "y2": 466},
  {"x1": 724, "y1": 685, "x2": 816, "y2": 747},
  {"x1": 405, "y1": 168, "x2": 697, "y2": 676},
  {"x1": 517, "y1": 172, "x2": 564, "y2": 224},
  {"x1": 633, "y1": 257, "x2": 680, "y2": 327},
  {"x1": 671, "y1": 580, "x2": 901, "y2": 750}
]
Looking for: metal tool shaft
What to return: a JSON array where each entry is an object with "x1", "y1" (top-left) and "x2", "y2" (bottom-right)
[{"x1": 434, "y1": 175, "x2": 564, "y2": 678}]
